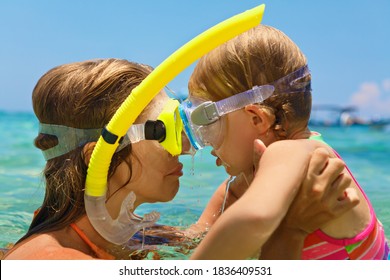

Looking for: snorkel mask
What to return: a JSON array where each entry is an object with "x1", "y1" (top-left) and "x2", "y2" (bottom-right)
[
  {"x1": 39, "y1": 99, "x2": 187, "y2": 161},
  {"x1": 179, "y1": 64, "x2": 311, "y2": 150},
  {"x1": 124, "y1": 99, "x2": 188, "y2": 156}
]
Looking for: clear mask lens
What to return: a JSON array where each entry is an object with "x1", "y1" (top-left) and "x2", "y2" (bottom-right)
[{"x1": 196, "y1": 117, "x2": 224, "y2": 149}]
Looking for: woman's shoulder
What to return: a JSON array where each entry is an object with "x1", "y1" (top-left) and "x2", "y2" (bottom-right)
[{"x1": 4, "y1": 234, "x2": 95, "y2": 260}]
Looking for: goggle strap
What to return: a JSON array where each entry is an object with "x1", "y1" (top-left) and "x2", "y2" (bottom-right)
[
  {"x1": 39, "y1": 120, "x2": 169, "y2": 160},
  {"x1": 117, "y1": 120, "x2": 168, "y2": 152},
  {"x1": 215, "y1": 85, "x2": 275, "y2": 116},
  {"x1": 126, "y1": 124, "x2": 146, "y2": 143},
  {"x1": 125, "y1": 120, "x2": 167, "y2": 143},
  {"x1": 190, "y1": 85, "x2": 275, "y2": 126},
  {"x1": 39, "y1": 123, "x2": 102, "y2": 160},
  {"x1": 272, "y1": 65, "x2": 311, "y2": 93}
]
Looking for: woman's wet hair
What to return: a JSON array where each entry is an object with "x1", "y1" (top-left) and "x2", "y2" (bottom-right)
[{"x1": 19, "y1": 59, "x2": 154, "y2": 242}]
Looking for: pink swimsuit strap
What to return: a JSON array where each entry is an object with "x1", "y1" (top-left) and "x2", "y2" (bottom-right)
[{"x1": 313, "y1": 149, "x2": 376, "y2": 246}]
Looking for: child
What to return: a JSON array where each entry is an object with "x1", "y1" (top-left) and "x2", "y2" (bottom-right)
[{"x1": 187, "y1": 25, "x2": 389, "y2": 260}]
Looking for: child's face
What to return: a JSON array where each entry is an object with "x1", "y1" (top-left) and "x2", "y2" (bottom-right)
[{"x1": 211, "y1": 109, "x2": 259, "y2": 178}]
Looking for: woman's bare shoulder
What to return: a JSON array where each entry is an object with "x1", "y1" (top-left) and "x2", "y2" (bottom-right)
[{"x1": 4, "y1": 234, "x2": 95, "y2": 260}]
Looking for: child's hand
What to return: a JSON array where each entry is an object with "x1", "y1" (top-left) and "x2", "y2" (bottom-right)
[{"x1": 282, "y1": 147, "x2": 360, "y2": 234}]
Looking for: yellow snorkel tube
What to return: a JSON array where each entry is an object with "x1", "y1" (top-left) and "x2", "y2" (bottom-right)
[{"x1": 84, "y1": 4, "x2": 266, "y2": 245}]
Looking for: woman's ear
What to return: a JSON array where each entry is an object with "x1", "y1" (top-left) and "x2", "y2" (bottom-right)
[
  {"x1": 82, "y1": 142, "x2": 96, "y2": 166},
  {"x1": 244, "y1": 104, "x2": 274, "y2": 134}
]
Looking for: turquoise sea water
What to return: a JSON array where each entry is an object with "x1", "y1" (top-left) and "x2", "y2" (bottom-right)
[{"x1": 1, "y1": 110, "x2": 389, "y2": 259}]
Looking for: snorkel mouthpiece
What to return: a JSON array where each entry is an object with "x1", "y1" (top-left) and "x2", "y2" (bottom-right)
[{"x1": 85, "y1": 192, "x2": 160, "y2": 245}]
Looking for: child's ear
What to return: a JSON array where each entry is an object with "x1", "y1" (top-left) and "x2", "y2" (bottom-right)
[
  {"x1": 244, "y1": 104, "x2": 273, "y2": 134},
  {"x1": 82, "y1": 142, "x2": 96, "y2": 166}
]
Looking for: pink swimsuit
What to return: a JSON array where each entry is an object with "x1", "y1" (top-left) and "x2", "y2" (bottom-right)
[{"x1": 302, "y1": 140, "x2": 389, "y2": 259}]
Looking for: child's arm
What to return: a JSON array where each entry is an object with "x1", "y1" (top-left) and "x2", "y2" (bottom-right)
[
  {"x1": 190, "y1": 140, "x2": 313, "y2": 259},
  {"x1": 196, "y1": 180, "x2": 227, "y2": 226},
  {"x1": 260, "y1": 148, "x2": 357, "y2": 259},
  {"x1": 185, "y1": 179, "x2": 228, "y2": 235},
  {"x1": 194, "y1": 173, "x2": 249, "y2": 231}
]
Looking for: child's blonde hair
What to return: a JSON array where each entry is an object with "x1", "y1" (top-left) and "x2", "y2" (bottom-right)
[{"x1": 189, "y1": 25, "x2": 312, "y2": 138}]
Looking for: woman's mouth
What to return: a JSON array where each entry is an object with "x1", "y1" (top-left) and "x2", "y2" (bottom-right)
[{"x1": 167, "y1": 162, "x2": 184, "y2": 177}]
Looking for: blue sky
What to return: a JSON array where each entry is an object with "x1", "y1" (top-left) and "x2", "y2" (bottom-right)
[{"x1": 1, "y1": 0, "x2": 389, "y2": 118}]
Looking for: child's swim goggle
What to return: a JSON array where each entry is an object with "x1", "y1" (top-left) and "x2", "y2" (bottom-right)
[
  {"x1": 179, "y1": 64, "x2": 312, "y2": 150},
  {"x1": 39, "y1": 99, "x2": 192, "y2": 160},
  {"x1": 178, "y1": 86, "x2": 274, "y2": 150}
]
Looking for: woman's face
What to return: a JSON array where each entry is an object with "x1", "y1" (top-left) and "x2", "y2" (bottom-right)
[
  {"x1": 130, "y1": 139, "x2": 183, "y2": 204},
  {"x1": 108, "y1": 91, "x2": 184, "y2": 210}
]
